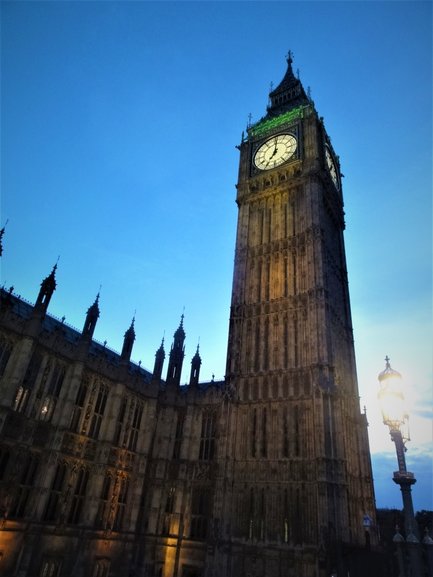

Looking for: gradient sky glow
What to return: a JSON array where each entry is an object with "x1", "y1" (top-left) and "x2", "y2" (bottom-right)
[{"x1": 1, "y1": 1, "x2": 432, "y2": 512}]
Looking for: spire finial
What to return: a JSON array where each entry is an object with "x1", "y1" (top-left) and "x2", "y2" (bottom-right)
[
  {"x1": 287, "y1": 49, "x2": 294, "y2": 64},
  {"x1": 52, "y1": 255, "x2": 60, "y2": 274},
  {"x1": 385, "y1": 355, "x2": 390, "y2": 368},
  {"x1": 130, "y1": 313, "x2": 136, "y2": 329}
]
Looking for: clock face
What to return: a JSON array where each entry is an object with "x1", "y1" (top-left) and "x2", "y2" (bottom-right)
[
  {"x1": 254, "y1": 134, "x2": 297, "y2": 171},
  {"x1": 325, "y1": 145, "x2": 340, "y2": 189}
]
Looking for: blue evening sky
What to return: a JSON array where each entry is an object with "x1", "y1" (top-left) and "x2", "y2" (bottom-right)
[{"x1": 1, "y1": 2, "x2": 432, "y2": 512}]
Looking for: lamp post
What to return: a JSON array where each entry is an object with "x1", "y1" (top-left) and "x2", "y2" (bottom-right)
[{"x1": 377, "y1": 356, "x2": 422, "y2": 577}]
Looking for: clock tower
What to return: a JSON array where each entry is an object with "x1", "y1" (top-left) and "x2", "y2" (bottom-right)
[{"x1": 218, "y1": 53, "x2": 376, "y2": 576}]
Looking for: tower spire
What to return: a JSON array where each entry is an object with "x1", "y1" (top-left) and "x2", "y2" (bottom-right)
[
  {"x1": 166, "y1": 315, "x2": 186, "y2": 387},
  {"x1": 153, "y1": 336, "x2": 166, "y2": 381},
  {"x1": 189, "y1": 342, "x2": 202, "y2": 387},
  {"x1": 34, "y1": 263, "x2": 57, "y2": 317},
  {"x1": 267, "y1": 51, "x2": 309, "y2": 115},
  {"x1": 82, "y1": 292, "x2": 100, "y2": 340},
  {"x1": 120, "y1": 316, "x2": 136, "y2": 364}
]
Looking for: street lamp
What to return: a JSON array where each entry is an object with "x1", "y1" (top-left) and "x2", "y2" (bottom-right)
[{"x1": 378, "y1": 356, "x2": 422, "y2": 577}]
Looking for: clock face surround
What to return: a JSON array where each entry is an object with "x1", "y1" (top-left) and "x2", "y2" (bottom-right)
[
  {"x1": 254, "y1": 133, "x2": 297, "y2": 171},
  {"x1": 325, "y1": 145, "x2": 340, "y2": 190}
]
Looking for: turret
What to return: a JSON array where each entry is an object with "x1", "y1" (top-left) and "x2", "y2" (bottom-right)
[
  {"x1": 34, "y1": 264, "x2": 57, "y2": 317},
  {"x1": 153, "y1": 337, "x2": 165, "y2": 381},
  {"x1": 81, "y1": 293, "x2": 100, "y2": 341},
  {"x1": 189, "y1": 344, "x2": 201, "y2": 387},
  {"x1": 120, "y1": 317, "x2": 135, "y2": 365},
  {"x1": 166, "y1": 315, "x2": 185, "y2": 387}
]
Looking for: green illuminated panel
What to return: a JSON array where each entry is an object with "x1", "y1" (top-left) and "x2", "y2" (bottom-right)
[{"x1": 249, "y1": 105, "x2": 309, "y2": 139}]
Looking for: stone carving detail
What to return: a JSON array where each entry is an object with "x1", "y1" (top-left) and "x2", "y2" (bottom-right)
[{"x1": 193, "y1": 462, "x2": 212, "y2": 480}]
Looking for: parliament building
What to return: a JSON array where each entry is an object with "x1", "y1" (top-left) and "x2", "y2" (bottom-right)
[{"x1": 0, "y1": 55, "x2": 377, "y2": 577}]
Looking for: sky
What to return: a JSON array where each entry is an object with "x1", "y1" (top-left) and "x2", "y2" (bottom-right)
[{"x1": 1, "y1": 1, "x2": 432, "y2": 514}]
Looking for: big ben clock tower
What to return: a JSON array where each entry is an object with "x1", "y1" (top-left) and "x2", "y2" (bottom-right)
[{"x1": 217, "y1": 53, "x2": 376, "y2": 577}]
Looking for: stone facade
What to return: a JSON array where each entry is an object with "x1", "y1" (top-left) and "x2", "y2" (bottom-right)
[{"x1": 0, "y1": 56, "x2": 376, "y2": 577}]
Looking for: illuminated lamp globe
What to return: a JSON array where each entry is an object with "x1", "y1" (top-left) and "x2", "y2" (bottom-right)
[{"x1": 377, "y1": 357, "x2": 406, "y2": 430}]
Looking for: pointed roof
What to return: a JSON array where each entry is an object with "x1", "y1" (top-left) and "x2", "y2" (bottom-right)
[
  {"x1": 124, "y1": 316, "x2": 136, "y2": 340},
  {"x1": 41, "y1": 263, "x2": 57, "y2": 291},
  {"x1": 87, "y1": 292, "x2": 100, "y2": 318},
  {"x1": 156, "y1": 336, "x2": 165, "y2": 354},
  {"x1": 192, "y1": 343, "x2": 201, "y2": 362},
  {"x1": 268, "y1": 51, "x2": 309, "y2": 115},
  {"x1": 174, "y1": 313, "x2": 185, "y2": 340}
]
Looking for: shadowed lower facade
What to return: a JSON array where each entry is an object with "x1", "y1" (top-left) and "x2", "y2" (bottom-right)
[{"x1": 0, "y1": 55, "x2": 377, "y2": 577}]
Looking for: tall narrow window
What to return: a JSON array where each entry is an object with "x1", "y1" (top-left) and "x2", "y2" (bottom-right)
[
  {"x1": 294, "y1": 487, "x2": 301, "y2": 544},
  {"x1": 88, "y1": 384, "x2": 108, "y2": 439},
  {"x1": 95, "y1": 475, "x2": 112, "y2": 529},
  {"x1": 68, "y1": 468, "x2": 89, "y2": 524},
  {"x1": 162, "y1": 487, "x2": 176, "y2": 535},
  {"x1": 283, "y1": 408, "x2": 289, "y2": 458},
  {"x1": 260, "y1": 488, "x2": 266, "y2": 540},
  {"x1": 256, "y1": 260, "x2": 262, "y2": 302},
  {"x1": 13, "y1": 351, "x2": 43, "y2": 413},
  {"x1": 127, "y1": 402, "x2": 143, "y2": 452},
  {"x1": 92, "y1": 559, "x2": 110, "y2": 577},
  {"x1": 261, "y1": 408, "x2": 267, "y2": 458},
  {"x1": 254, "y1": 323, "x2": 260, "y2": 372},
  {"x1": 267, "y1": 208, "x2": 272, "y2": 244},
  {"x1": 44, "y1": 462, "x2": 68, "y2": 522},
  {"x1": 265, "y1": 259, "x2": 270, "y2": 301},
  {"x1": 260, "y1": 209, "x2": 265, "y2": 245},
  {"x1": 190, "y1": 487, "x2": 210, "y2": 540},
  {"x1": 70, "y1": 381, "x2": 88, "y2": 433},
  {"x1": 172, "y1": 409, "x2": 185, "y2": 460},
  {"x1": 263, "y1": 319, "x2": 269, "y2": 370},
  {"x1": 9, "y1": 452, "x2": 39, "y2": 519},
  {"x1": 39, "y1": 558, "x2": 62, "y2": 577},
  {"x1": 0, "y1": 337, "x2": 12, "y2": 377},
  {"x1": 251, "y1": 409, "x2": 257, "y2": 458},
  {"x1": 284, "y1": 318, "x2": 288, "y2": 369},
  {"x1": 165, "y1": 487, "x2": 176, "y2": 514},
  {"x1": 283, "y1": 488, "x2": 289, "y2": 543},
  {"x1": 199, "y1": 412, "x2": 215, "y2": 461},
  {"x1": 114, "y1": 397, "x2": 127, "y2": 446},
  {"x1": 40, "y1": 365, "x2": 65, "y2": 422},
  {"x1": 294, "y1": 405, "x2": 300, "y2": 457},
  {"x1": 113, "y1": 477, "x2": 129, "y2": 531},
  {"x1": 248, "y1": 487, "x2": 255, "y2": 540}
]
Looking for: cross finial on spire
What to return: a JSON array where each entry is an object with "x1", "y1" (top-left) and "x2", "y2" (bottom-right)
[
  {"x1": 385, "y1": 355, "x2": 390, "y2": 368},
  {"x1": 287, "y1": 49, "x2": 294, "y2": 64}
]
